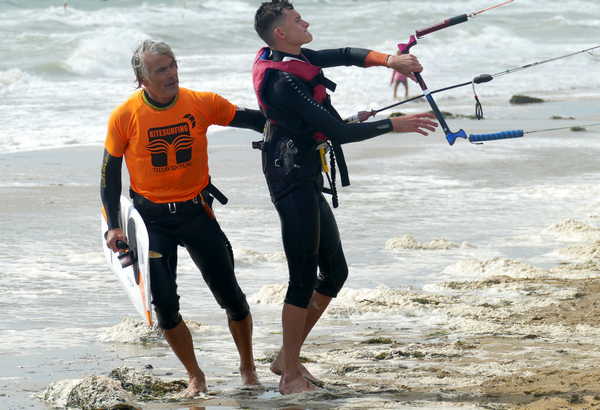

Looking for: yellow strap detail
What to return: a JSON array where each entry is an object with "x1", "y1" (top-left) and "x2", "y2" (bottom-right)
[{"x1": 319, "y1": 147, "x2": 329, "y2": 173}]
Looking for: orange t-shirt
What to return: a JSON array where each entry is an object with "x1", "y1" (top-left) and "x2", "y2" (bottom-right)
[{"x1": 104, "y1": 88, "x2": 236, "y2": 203}]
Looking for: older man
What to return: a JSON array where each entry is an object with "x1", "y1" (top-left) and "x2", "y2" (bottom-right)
[{"x1": 101, "y1": 39, "x2": 265, "y2": 397}]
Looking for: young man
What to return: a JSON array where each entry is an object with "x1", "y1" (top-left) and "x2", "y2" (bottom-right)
[
  {"x1": 253, "y1": 0, "x2": 438, "y2": 395},
  {"x1": 101, "y1": 39, "x2": 266, "y2": 397}
]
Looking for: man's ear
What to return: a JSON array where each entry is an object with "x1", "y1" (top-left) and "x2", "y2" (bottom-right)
[{"x1": 273, "y1": 26, "x2": 285, "y2": 41}]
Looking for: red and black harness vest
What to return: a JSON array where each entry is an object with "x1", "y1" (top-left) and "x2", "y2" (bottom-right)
[{"x1": 252, "y1": 47, "x2": 350, "y2": 206}]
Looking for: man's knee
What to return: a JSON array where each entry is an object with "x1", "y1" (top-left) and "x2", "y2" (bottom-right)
[
  {"x1": 225, "y1": 297, "x2": 250, "y2": 322},
  {"x1": 284, "y1": 275, "x2": 317, "y2": 308},
  {"x1": 149, "y1": 256, "x2": 181, "y2": 330},
  {"x1": 284, "y1": 252, "x2": 319, "y2": 308},
  {"x1": 316, "y1": 263, "x2": 348, "y2": 298},
  {"x1": 212, "y1": 286, "x2": 251, "y2": 322},
  {"x1": 155, "y1": 309, "x2": 182, "y2": 330}
]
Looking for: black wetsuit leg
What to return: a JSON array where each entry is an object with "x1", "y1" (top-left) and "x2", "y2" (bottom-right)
[
  {"x1": 275, "y1": 182, "x2": 349, "y2": 308},
  {"x1": 275, "y1": 183, "x2": 320, "y2": 308},
  {"x1": 315, "y1": 193, "x2": 348, "y2": 297},
  {"x1": 145, "y1": 219, "x2": 182, "y2": 330},
  {"x1": 135, "y1": 198, "x2": 249, "y2": 329},
  {"x1": 179, "y1": 215, "x2": 250, "y2": 322}
]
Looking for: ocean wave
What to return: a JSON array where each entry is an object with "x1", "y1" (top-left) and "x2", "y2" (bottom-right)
[{"x1": 65, "y1": 27, "x2": 148, "y2": 76}]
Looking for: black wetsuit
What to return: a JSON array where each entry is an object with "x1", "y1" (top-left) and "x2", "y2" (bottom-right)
[
  {"x1": 260, "y1": 48, "x2": 394, "y2": 308},
  {"x1": 101, "y1": 91, "x2": 265, "y2": 330}
]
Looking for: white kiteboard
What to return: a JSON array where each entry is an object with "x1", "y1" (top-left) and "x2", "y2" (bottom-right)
[{"x1": 101, "y1": 195, "x2": 153, "y2": 327}]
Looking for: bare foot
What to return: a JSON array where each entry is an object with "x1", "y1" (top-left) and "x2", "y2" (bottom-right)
[
  {"x1": 279, "y1": 373, "x2": 317, "y2": 395},
  {"x1": 271, "y1": 357, "x2": 322, "y2": 387},
  {"x1": 181, "y1": 373, "x2": 207, "y2": 398},
  {"x1": 240, "y1": 366, "x2": 260, "y2": 386}
]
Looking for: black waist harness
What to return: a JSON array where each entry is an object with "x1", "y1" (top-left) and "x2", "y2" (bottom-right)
[
  {"x1": 253, "y1": 120, "x2": 349, "y2": 208},
  {"x1": 130, "y1": 181, "x2": 228, "y2": 218}
]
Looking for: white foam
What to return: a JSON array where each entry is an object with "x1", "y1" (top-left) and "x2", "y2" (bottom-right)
[
  {"x1": 385, "y1": 234, "x2": 473, "y2": 251},
  {"x1": 233, "y1": 248, "x2": 286, "y2": 266},
  {"x1": 98, "y1": 317, "x2": 164, "y2": 345},
  {"x1": 442, "y1": 257, "x2": 546, "y2": 280},
  {"x1": 543, "y1": 218, "x2": 600, "y2": 242}
]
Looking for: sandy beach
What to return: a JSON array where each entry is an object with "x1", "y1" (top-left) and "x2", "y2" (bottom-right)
[
  {"x1": 1, "y1": 96, "x2": 599, "y2": 409},
  {"x1": 35, "y1": 215, "x2": 600, "y2": 409}
]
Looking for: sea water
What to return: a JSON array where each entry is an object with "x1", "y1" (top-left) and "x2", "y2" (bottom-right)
[{"x1": 1, "y1": 0, "x2": 599, "y2": 409}]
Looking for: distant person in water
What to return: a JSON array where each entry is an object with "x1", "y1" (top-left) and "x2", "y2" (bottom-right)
[{"x1": 391, "y1": 50, "x2": 409, "y2": 100}]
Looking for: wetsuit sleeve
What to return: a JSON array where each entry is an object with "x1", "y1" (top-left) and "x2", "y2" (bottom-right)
[
  {"x1": 100, "y1": 149, "x2": 123, "y2": 230},
  {"x1": 228, "y1": 108, "x2": 266, "y2": 133},
  {"x1": 302, "y1": 48, "x2": 388, "y2": 68},
  {"x1": 266, "y1": 72, "x2": 392, "y2": 144}
]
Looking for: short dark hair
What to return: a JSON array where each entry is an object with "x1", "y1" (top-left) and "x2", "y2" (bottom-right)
[{"x1": 254, "y1": 0, "x2": 294, "y2": 45}]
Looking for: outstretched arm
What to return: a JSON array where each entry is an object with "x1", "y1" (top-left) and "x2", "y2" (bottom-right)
[
  {"x1": 267, "y1": 72, "x2": 436, "y2": 144},
  {"x1": 228, "y1": 107, "x2": 266, "y2": 133},
  {"x1": 302, "y1": 47, "x2": 422, "y2": 77}
]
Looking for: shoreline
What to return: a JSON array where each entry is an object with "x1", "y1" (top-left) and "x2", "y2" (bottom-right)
[{"x1": 2, "y1": 95, "x2": 600, "y2": 156}]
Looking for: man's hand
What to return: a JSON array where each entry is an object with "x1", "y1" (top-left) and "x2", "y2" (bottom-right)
[
  {"x1": 387, "y1": 54, "x2": 422, "y2": 80},
  {"x1": 390, "y1": 112, "x2": 438, "y2": 136},
  {"x1": 105, "y1": 228, "x2": 127, "y2": 252}
]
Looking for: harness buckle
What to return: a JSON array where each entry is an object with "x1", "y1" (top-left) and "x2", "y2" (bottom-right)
[
  {"x1": 252, "y1": 140, "x2": 264, "y2": 151},
  {"x1": 315, "y1": 142, "x2": 328, "y2": 151},
  {"x1": 168, "y1": 202, "x2": 177, "y2": 214}
]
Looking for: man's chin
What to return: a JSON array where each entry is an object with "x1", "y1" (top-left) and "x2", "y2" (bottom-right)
[{"x1": 165, "y1": 85, "x2": 179, "y2": 96}]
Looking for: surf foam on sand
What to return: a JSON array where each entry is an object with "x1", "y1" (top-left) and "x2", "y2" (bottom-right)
[{"x1": 41, "y1": 216, "x2": 600, "y2": 409}]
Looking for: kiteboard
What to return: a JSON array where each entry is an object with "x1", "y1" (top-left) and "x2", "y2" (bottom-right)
[{"x1": 101, "y1": 195, "x2": 153, "y2": 327}]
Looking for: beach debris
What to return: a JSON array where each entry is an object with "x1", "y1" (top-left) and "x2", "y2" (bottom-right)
[
  {"x1": 362, "y1": 337, "x2": 394, "y2": 345},
  {"x1": 550, "y1": 115, "x2": 575, "y2": 120},
  {"x1": 570, "y1": 126, "x2": 586, "y2": 131},
  {"x1": 509, "y1": 95, "x2": 545, "y2": 104},
  {"x1": 39, "y1": 367, "x2": 187, "y2": 409},
  {"x1": 40, "y1": 376, "x2": 138, "y2": 410},
  {"x1": 108, "y1": 367, "x2": 187, "y2": 400}
]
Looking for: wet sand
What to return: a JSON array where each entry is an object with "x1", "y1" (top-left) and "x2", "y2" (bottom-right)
[{"x1": 40, "y1": 223, "x2": 600, "y2": 409}]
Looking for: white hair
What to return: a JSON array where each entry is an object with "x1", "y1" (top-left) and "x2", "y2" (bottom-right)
[{"x1": 131, "y1": 39, "x2": 176, "y2": 88}]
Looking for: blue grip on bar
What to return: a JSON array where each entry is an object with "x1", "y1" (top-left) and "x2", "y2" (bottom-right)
[
  {"x1": 446, "y1": 129, "x2": 468, "y2": 145},
  {"x1": 468, "y1": 130, "x2": 524, "y2": 142}
]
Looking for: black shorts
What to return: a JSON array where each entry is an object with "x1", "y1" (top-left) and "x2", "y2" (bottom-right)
[
  {"x1": 133, "y1": 194, "x2": 250, "y2": 330},
  {"x1": 274, "y1": 182, "x2": 348, "y2": 308}
]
